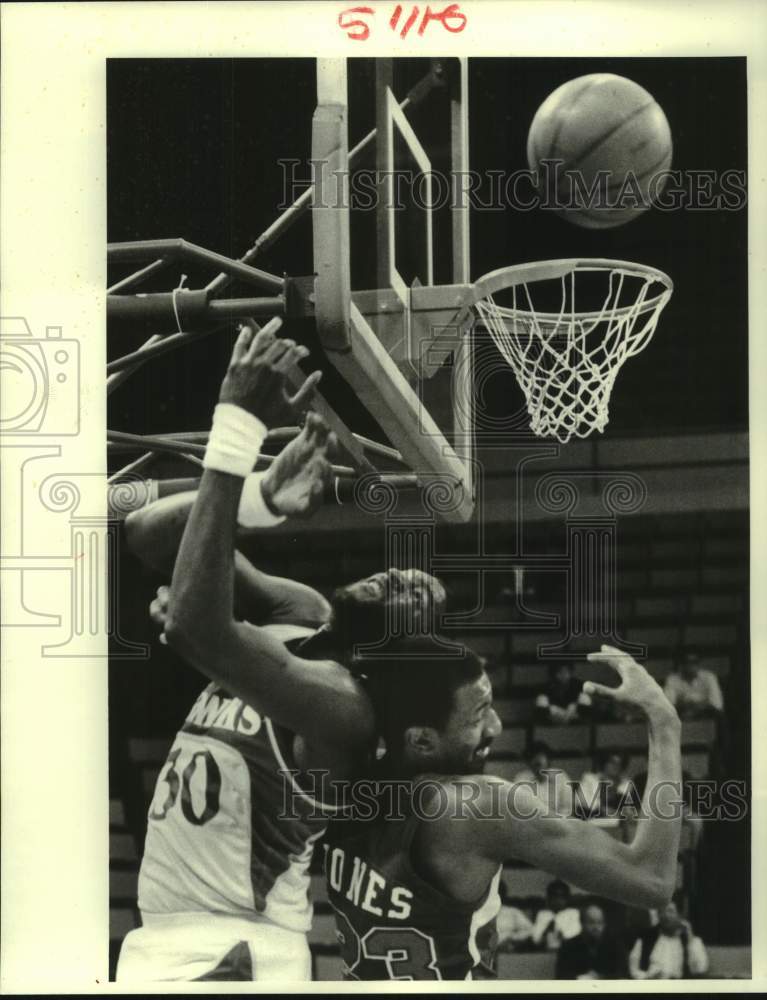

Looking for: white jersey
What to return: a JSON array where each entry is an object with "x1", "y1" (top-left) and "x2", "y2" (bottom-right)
[{"x1": 138, "y1": 624, "x2": 329, "y2": 934}]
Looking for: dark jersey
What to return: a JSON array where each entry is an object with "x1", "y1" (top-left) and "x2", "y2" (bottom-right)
[{"x1": 323, "y1": 782, "x2": 501, "y2": 981}]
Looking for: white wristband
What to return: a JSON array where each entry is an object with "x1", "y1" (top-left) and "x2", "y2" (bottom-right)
[
  {"x1": 203, "y1": 403, "x2": 267, "y2": 478},
  {"x1": 238, "y1": 471, "x2": 286, "y2": 527}
]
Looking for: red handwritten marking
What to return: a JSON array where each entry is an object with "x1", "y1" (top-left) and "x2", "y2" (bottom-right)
[
  {"x1": 338, "y1": 6, "x2": 375, "y2": 41},
  {"x1": 401, "y1": 5, "x2": 421, "y2": 38},
  {"x1": 418, "y1": 3, "x2": 467, "y2": 34},
  {"x1": 340, "y1": 3, "x2": 467, "y2": 41}
]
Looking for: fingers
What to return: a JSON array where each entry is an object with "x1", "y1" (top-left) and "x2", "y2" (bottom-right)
[
  {"x1": 583, "y1": 680, "x2": 620, "y2": 700},
  {"x1": 289, "y1": 369, "x2": 323, "y2": 409},
  {"x1": 587, "y1": 644, "x2": 634, "y2": 677},
  {"x1": 261, "y1": 337, "x2": 294, "y2": 365},
  {"x1": 587, "y1": 643, "x2": 627, "y2": 659},
  {"x1": 303, "y1": 416, "x2": 332, "y2": 465},
  {"x1": 272, "y1": 343, "x2": 310, "y2": 374},
  {"x1": 242, "y1": 316, "x2": 283, "y2": 361},
  {"x1": 230, "y1": 323, "x2": 255, "y2": 364},
  {"x1": 304, "y1": 410, "x2": 330, "y2": 446}
]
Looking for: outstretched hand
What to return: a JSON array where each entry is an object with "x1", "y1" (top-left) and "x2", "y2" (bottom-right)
[
  {"x1": 584, "y1": 644, "x2": 678, "y2": 721},
  {"x1": 218, "y1": 318, "x2": 322, "y2": 427},
  {"x1": 261, "y1": 412, "x2": 336, "y2": 517}
]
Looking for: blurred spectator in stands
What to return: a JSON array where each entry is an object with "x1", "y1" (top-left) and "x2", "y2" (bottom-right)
[
  {"x1": 556, "y1": 903, "x2": 629, "y2": 980},
  {"x1": 531, "y1": 880, "x2": 581, "y2": 951},
  {"x1": 536, "y1": 663, "x2": 592, "y2": 724},
  {"x1": 628, "y1": 897, "x2": 709, "y2": 979},
  {"x1": 576, "y1": 751, "x2": 631, "y2": 821},
  {"x1": 515, "y1": 741, "x2": 574, "y2": 816},
  {"x1": 495, "y1": 885, "x2": 534, "y2": 952},
  {"x1": 664, "y1": 647, "x2": 724, "y2": 719}
]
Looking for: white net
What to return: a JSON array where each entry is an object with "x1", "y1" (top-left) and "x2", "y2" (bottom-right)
[{"x1": 474, "y1": 262, "x2": 672, "y2": 443}]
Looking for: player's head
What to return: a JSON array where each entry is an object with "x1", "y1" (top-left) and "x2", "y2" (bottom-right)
[
  {"x1": 527, "y1": 740, "x2": 552, "y2": 777},
  {"x1": 329, "y1": 569, "x2": 447, "y2": 649},
  {"x1": 353, "y1": 636, "x2": 501, "y2": 776},
  {"x1": 597, "y1": 750, "x2": 627, "y2": 781},
  {"x1": 582, "y1": 904, "x2": 606, "y2": 941},
  {"x1": 546, "y1": 879, "x2": 571, "y2": 912},
  {"x1": 674, "y1": 646, "x2": 700, "y2": 680},
  {"x1": 550, "y1": 662, "x2": 574, "y2": 685}
]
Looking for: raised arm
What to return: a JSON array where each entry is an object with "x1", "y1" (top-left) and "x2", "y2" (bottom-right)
[
  {"x1": 441, "y1": 648, "x2": 682, "y2": 909},
  {"x1": 125, "y1": 486, "x2": 330, "y2": 628},
  {"x1": 164, "y1": 321, "x2": 374, "y2": 749}
]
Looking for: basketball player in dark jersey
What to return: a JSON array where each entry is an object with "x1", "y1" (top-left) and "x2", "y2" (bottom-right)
[
  {"x1": 152, "y1": 321, "x2": 683, "y2": 981},
  {"x1": 321, "y1": 637, "x2": 682, "y2": 980}
]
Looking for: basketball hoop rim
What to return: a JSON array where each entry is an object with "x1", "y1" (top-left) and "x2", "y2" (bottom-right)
[{"x1": 472, "y1": 258, "x2": 674, "y2": 324}]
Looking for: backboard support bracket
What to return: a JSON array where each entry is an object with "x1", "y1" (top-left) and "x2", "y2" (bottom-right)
[{"x1": 313, "y1": 56, "x2": 475, "y2": 522}]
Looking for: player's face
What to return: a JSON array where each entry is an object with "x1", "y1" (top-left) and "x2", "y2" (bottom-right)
[
  {"x1": 582, "y1": 906, "x2": 605, "y2": 940},
  {"x1": 603, "y1": 754, "x2": 623, "y2": 780},
  {"x1": 330, "y1": 570, "x2": 446, "y2": 649},
  {"x1": 340, "y1": 568, "x2": 446, "y2": 618},
  {"x1": 548, "y1": 887, "x2": 569, "y2": 912},
  {"x1": 432, "y1": 671, "x2": 502, "y2": 775},
  {"x1": 554, "y1": 664, "x2": 572, "y2": 685}
]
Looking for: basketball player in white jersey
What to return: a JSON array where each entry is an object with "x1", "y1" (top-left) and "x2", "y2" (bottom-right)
[
  {"x1": 153, "y1": 320, "x2": 684, "y2": 980},
  {"x1": 116, "y1": 321, "x2": 446, "y2": 981}
]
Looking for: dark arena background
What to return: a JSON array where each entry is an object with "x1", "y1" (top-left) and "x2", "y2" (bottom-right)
[{"x1": 107, "y1": 57, "x2": 750, "y2": 980}]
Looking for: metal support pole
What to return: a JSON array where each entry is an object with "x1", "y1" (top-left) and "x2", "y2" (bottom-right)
[{"x1": 205, "y1": 66, "x2": 443, "y2": 297}]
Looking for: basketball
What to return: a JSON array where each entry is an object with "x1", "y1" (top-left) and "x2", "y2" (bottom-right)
[{"x1": 526, "y1": 73, "x2": 673, "y2": 229}]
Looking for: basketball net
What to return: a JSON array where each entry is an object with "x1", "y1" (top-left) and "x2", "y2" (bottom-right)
[{"x1": 473, "y1": 260, "x2": 673, "y2": 443}]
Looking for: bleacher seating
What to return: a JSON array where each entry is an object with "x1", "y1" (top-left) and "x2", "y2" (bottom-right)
[
  {"x1": 310, "y1": 873, "x2": 329, "y2": 906},
  {"x1": 308, "y1": 913, "x2": 341, "y2": 947},
  {"x1": 626, "y1": 624, "x2": 681, "y2": 647},
  {"x1": 549, "y1": 755, "x2": 590, "y2": 778},
  {"x1": 691, "y1": 593, "x2": 742, "y2": 615},
  {"x1": 682, "y1": 718, "x2": 717, "y2": 747},
  {"x1": 634, "y1": 595, "x2": 687, "y2": 618},
  {"x1": 596, "y1": 723, "x2": 648, "y2": 750},
  {"x1": 110, "y1": 832, "x2": 138, "y2": 863},
  {"x1": 684, "y1": 623, "x2": 738, "y2": 647},
  {"x1": 110, "y1": 508, "x2": 748, "y2": 979},
  {"x1": 511, "y1": 663, "x2": 549, "y2": 688},
  {"x1": 490, "y1": 728, "x2": 527, "y2": 756},
  {"x1": 494, "y1": 946, "x2": 751, "y2": 980},
  {"x1": 110, "y1": 907, "x2": 139, "y2": 942},
  {"x1": 128, "y1": 737, "x2": 169, "y2": 763},
  {"x1": 110, "y1": 868, "x2": 139, "y2": 899},
  {"x1": 109, "y1": 795, "x2": 140, "y2": 975},
  {"x1": 707, "y1": 945, "x2": 751, "y2": 978},
  {"x1": 532, "y1": 725, "x2": 590, "y2": 753},
  {"x1": 502, "y1": 867, "x2": 582, "y2": 898},
  {"x1": 494, "y1": 697, "x2": 536, "y2": 724},
  {"x1": 314, "y1": 953, "x2": 345, "y2": 980},
  {"x1": 486, "y1": 759, "x2": 526, "y2": 782}
]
